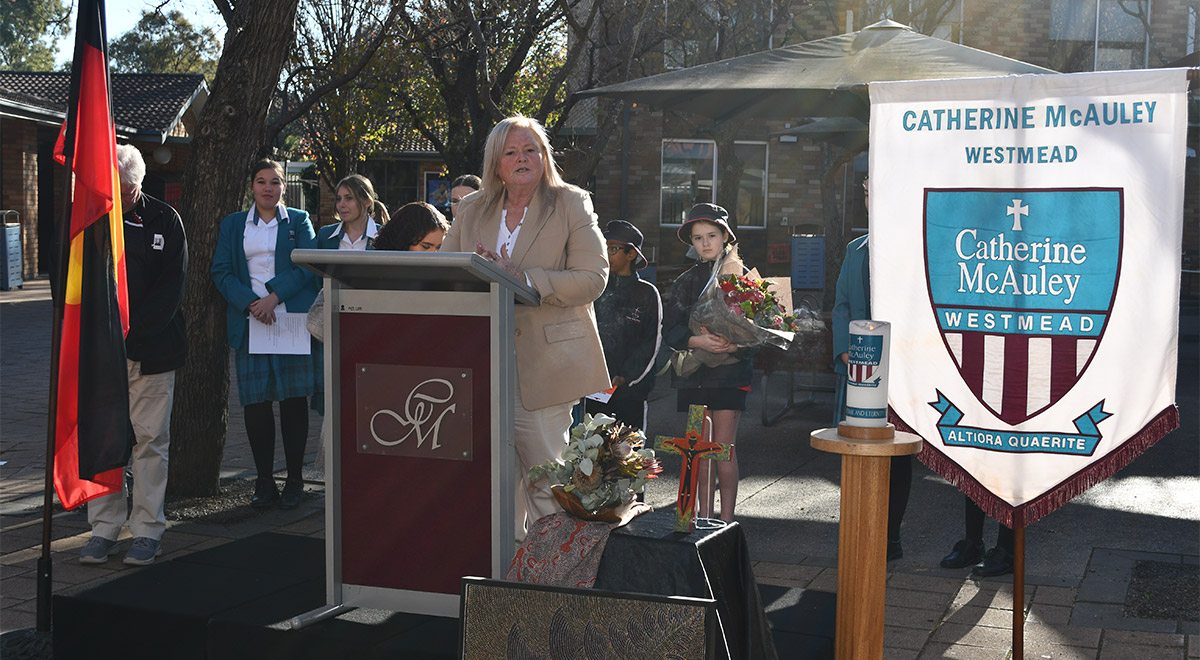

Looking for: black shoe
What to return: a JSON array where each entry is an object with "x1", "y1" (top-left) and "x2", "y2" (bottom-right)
[
  {"x1": 251, "y1": 478, "x2": 279, "y2": 509},
  {"x1": 940, "y1": 538, "x2": 985, "y2": 569},
  {"x1": 972, "y1": 546, "x2": 1014, "y2": 577},
  {"x1": 887, "y1": 540, "x2": 903, "y2": 561},
  {"x1": 278, "y1": 479, "x2": 303, "y2": 510}
]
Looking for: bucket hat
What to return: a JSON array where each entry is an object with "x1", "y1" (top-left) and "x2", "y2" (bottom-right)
[{"x1": 677, "y1": 203, "x2": 736, "y2": 245}]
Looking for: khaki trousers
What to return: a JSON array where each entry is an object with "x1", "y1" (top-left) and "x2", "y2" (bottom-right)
[
  {"x1": 87, "y1": 361, "x2": 174, "y2": 541},
  {"x1": 512, "y1": 384, "x2": 573, "y2": 541}
]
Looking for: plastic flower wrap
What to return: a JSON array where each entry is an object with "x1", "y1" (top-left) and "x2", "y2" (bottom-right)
[
  {"x1": 689, "y1": 254, "x2": 794, "y2": 351},
  {"x1": 528, "y1": 413, "x2": 662, "y2": 512}
]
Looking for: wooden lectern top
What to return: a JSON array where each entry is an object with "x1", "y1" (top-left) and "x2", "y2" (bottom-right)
[{"x1": 810, "y1": 426, "x2": 922, "y2": 457}]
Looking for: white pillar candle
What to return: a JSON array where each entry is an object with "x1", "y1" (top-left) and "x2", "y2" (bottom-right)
[{"x1": 844, "y1": 319, "x2": 890, "y2": 427}]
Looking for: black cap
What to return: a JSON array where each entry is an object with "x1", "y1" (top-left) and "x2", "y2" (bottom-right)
[
  {"x1": 677, "y1": 203, "x2": 736, "y2": 245},
  {"x1": 603, "y1": 220, "x2": 648, "y2": 270}
]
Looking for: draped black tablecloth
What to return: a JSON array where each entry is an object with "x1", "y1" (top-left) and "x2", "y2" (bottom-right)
[{"x1": 594, "y1": 509, "x2": 779, "y2": 660}]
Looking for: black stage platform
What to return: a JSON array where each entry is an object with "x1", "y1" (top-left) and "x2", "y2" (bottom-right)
[{"x1": 53, "y1": 532, "x2": 834, "y2": 659}]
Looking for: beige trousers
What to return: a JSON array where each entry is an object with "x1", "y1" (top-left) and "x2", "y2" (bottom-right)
[
  {"x1": 512, "y1": 384, "x2": 573, "y2": 541},
  {"x1": 88, "y1": 361, "x2": 174, "y2": 541}
]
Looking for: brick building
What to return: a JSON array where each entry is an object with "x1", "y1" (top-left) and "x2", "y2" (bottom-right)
[
  {"x1": 576, "y1": 0, "x2": 1199, "y2": 296},
  {"x1": 0, "y1": 72, "x2": 207, "y2": 281}
]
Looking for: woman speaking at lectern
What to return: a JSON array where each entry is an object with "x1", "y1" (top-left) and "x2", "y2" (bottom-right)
[{"x1": 442, "y1": 115, "x2": 609, "y2": 540}]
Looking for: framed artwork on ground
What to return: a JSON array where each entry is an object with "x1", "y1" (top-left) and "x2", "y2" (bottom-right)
[
  {"x1": 424, "y1": 171, "x2": 450, "y2": 210},
  {"x1": 459, "y1": 577, "x2": 716, "y2": 660}
]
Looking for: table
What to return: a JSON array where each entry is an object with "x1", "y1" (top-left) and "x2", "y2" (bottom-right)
[{"x1": 594, "y1": 509, "x2": 778, "y2": 660}]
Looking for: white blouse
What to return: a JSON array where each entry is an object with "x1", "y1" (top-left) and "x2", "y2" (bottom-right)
[{"x1": 243, "y1": 205, "x2": 290, "y2": 307}]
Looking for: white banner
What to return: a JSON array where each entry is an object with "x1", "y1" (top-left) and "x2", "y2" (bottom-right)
[{"x1": 869, "y1": 69, "x2": 1188, "y2": 526}]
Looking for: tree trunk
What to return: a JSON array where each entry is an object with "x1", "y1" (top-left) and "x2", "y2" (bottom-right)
[{"x1": 167, "y1": 0, "x2": 302, "y2": 496}]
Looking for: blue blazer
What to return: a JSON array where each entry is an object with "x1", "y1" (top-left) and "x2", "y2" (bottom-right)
[
  {"x1": 211, "y1": 206, "x2": 318, "y2": 351},
  {"x1": 832, "y1": 234, "x2": 870, "y2": 376}
]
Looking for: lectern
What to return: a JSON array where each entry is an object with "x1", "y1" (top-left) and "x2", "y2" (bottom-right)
[{"x1": 291, "y1": 250, "x2": 539, "y2": 620}]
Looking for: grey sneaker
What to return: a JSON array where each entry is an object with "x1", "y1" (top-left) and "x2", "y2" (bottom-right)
[
  {"x1": 79, "y1": 536, "x2": 119, "y2": 564},
  {"x1": 122, "y1": 537, "x2": 163, "y2": 566}
]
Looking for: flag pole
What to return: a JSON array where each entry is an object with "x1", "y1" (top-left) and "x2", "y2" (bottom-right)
[
  {"x1": 36, "y1": 154, "x2": 76, "y2": 636},
  {"x1": 1013, "y1": 525, "x2": 1026, "y2": 659}
]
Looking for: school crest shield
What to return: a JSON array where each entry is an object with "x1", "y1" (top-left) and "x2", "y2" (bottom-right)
[{"x1": 924, "y1": 188, "x2": 1122, "y2": 425}]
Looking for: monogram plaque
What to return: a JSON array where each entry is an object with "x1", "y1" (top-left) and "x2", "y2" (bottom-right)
[{"x1": 355, "y1": 364, "x2": 474, "y2": 460}]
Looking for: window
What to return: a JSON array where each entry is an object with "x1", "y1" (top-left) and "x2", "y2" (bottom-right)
[
  {"x1": 661, "y1": 140, "x2": 715, "y2": 225},
  {"x1": 733, "y1": 142, "x2": 767, "y2": 229},
  {"x1": 659, "y1": 139, "x2": 768, "y2": 228},
  {"x1": 1050, "y1": 0, "x2": 1151, "y2": 72}
]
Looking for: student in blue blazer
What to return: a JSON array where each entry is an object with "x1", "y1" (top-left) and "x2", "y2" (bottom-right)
[
  {"x1": 315, "y1": 174, "x2": 389, "y2": 250},
  {"x1": 211, "y1": 159, "x2": 318, "y2": 510},
  {"x1": 309, "y1": 173, "x2": 389, "y2": 445}
]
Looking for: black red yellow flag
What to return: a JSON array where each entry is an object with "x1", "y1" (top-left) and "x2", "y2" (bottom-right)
[{"x1": 52, "y1": 0, "x2": 131, "y2": 510}]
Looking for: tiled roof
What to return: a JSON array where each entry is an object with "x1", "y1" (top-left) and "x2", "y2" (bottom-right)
[
  {"x1": 387, "y1": 134, "x2": 439, "y2": 155},
  {"x1": 0, "y1": 71, "x2": 206, "y2": 136}
]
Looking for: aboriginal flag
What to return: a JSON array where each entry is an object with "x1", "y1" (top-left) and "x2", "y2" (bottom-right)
[{"x1": 51, "y1": 0, "x2": 130, "y2": 510}]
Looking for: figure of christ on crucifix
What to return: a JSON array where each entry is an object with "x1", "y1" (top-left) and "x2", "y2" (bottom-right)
[{"x1": 655, "y1": 405, "x2": 731, "y2": 533}]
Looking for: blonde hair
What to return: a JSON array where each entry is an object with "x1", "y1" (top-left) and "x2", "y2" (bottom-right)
[
  {"x1": 478, "y1": 115, "x2": 565, "y2": 210},
  {"x1": 335, "y1": 174, "x2": 390, "y2": 225}
]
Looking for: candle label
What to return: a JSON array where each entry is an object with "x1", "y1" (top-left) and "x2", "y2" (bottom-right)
[
  {"x1": 847, "y1": 335, "x2": 884, "y2": 387},
  {"x1": 845, "y1": 321, "x2": 890, "y2": 427}
]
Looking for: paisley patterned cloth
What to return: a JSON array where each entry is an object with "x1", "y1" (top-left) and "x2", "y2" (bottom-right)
[{"x1": 505, "y1": 513, "x2": 616, "y2": 588}]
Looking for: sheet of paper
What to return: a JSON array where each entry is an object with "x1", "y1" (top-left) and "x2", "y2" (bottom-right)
[
  {"x1": 585, "y1": 386, "x2": 617, "y2": 404},
  {"x1": 248, "y1": 312, "x2": 312, "y2": 355}
]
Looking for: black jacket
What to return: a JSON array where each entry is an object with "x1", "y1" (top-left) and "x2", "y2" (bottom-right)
[
  {"x1": 594, "y1": 272, "x2": 662, "y2": 401},
  {"x1": 662, "y1": 260, "x2": 755, "y2": 389},
  {"x1": 124, "y1": 193, "x2": 187, "y2": 374}
]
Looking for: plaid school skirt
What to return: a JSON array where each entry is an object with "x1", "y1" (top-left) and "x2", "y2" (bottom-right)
[{"x1": 234, "y1": 341, "x2": 321, "y2": 407}]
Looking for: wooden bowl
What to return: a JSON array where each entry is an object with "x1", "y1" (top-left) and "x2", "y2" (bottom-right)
[{"x1": 551, "y1": 485, "x2": 623, "y2": 523}]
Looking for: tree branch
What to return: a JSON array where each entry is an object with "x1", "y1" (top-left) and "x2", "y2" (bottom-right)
[
  {"x1": 264, "y1": 0, "x2": 402, "y2": 139},
  {"x1": 211, "y1": 0, "x2": 234, "y2": 27}
]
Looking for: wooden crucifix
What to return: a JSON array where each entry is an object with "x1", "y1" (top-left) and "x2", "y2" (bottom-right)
[{"x1": 655, "y1": 405, "x2": 731, "y2": 533}]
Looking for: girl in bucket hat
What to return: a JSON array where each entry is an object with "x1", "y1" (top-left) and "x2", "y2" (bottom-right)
[{"x1": 661, "y1": 203, "x2": 752, "y2": 522}]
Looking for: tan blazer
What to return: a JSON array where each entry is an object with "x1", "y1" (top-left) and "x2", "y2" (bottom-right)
[{"x1": 444, "y1": 184, "x2": 610, "y2": 409}]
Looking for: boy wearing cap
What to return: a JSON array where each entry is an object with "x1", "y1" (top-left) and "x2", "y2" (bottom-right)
[{"x1": 586, "y1": 220, "x2": 663, "y2": 431}]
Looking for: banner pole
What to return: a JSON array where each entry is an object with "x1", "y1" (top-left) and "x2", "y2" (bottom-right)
[
  {"x1": 1013, "y1": 525, "x2": 1026, "y2": 660},
  {"x1": 36, "y1": 154, "x2": 74, "y2": 635}
]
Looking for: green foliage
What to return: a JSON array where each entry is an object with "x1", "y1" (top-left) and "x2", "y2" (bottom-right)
[
  {"x1": 0, "y1": 0, "x2": 68, "y2": 71},
  {"x1": 108, "y1": 9, "x2": 220, "y2": 80}
]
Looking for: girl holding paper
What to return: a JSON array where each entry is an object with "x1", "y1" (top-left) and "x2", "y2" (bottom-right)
[{"x1": 212, "y1": 158, "x2": 319, "y2": 511}]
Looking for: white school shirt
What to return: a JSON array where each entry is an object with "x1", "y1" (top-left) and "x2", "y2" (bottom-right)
[
  {"x1": 244, "y1": 206, "x2": 289, "y2": 305},
  {"x1": 334, "y1": 217, "x2": 379, "y2": 250}
]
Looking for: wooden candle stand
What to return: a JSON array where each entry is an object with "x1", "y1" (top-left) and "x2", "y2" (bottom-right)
[{"x1": 811, "y1": 423, "x2": 922, "y2": 660}]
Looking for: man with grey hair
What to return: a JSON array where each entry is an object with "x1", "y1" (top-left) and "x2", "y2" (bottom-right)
[{"x1": 80, "y1": 144, "x2": 187, "y2": 566}]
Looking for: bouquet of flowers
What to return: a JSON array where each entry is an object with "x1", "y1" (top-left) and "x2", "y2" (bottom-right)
[
  {"x1": 528, "y1": 413, "x2": 662, "y2": 514},
  {"x1": 688, "y1": 252, "x2": 795, "y2": 352}
]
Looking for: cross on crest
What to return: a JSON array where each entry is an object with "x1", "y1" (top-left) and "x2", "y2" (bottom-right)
[
  {"x1": 655, "y1": 405, "x2": 731, "y2": 533},
  {"x1": 1007, "y1": 199, "x2": 1029, "y2": 231}
]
